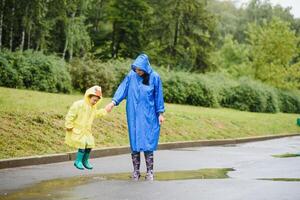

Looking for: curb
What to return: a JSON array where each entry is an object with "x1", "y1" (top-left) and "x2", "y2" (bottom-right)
[{"x1": 0, "y1": 133, "x2": 299, "y2": 169}]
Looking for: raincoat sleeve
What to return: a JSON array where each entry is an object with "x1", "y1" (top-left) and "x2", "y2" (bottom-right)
[
  {"x1": 112, "y1": 73, "x2": 130, "y2": 106},
  {"x1": 65, "y1": 102, "x2": 79, "y2": 129},
  {"x1": 95, "y1": 108, "x2": 107, "y2": 118},
  {"x1": 154, "y1": 75, "x2": 165, "y2": 114}
]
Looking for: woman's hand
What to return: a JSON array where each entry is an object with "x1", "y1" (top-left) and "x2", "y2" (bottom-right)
[
  {"x1": 105, "y1": 102, "x2": 115, "y2": 113},
  {"x1": 159, "y1": 114, "x2": 165, "y2": 125}
]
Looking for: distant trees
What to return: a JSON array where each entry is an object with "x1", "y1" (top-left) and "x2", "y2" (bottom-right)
[{"x1": 0, "y1": 0, "x2": 299, "y2": 90}]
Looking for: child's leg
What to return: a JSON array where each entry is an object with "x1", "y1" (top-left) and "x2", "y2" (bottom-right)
[
  {"x1": 74, "y1": 149, "x2": 85, "y2": 170},
  {"x1": 131, "y1": 151, "x2": 141, "y2": 180},
  {"x1": 144, "y1": 151, "x2": 154, "y2": 180},
  {"x1": 82, "y1": 148, "x2": 93, "y2": 170}
]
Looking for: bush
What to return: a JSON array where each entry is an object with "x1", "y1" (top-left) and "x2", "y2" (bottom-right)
[
  {"x1": 68, "y1": 58, "x2": 130, "y2": 96},
  {"x1": 222, "y1": 78, "x2": 280, "y2": 113},
  {"x1": 0, "y1": 50, "x2": 72, "y2": 93},
  {"x1": 162, "y1": 72, "x2": 219, "y2": 107},
  {"x1": 278, "y1": 90, "x2": 300, "y2": 113}
]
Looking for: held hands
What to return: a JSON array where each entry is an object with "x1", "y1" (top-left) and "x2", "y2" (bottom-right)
[{"x1": 105, "y1": 102, "x2": 115, "y2": 113}]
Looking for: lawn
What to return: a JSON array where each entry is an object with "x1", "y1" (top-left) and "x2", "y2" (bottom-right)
[{"x1": 0, "y1": 87, "x2": 299, "y2": 159}]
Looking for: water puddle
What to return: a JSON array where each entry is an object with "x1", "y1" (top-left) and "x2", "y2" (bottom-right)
[
  {"x1": 1, "y1": 168, "x2": 234, "y2": 200},
  {"x1": 105, "y1": 168, "x2": 234, "y2": 181}
]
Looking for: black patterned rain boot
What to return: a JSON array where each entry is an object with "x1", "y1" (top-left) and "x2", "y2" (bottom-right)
[
  {"x1": 131, "y1": 152, "x2": 141, "y2": 181},
  {"x1": 144, "y1": 152, "x2": 154, "y2": 181}
]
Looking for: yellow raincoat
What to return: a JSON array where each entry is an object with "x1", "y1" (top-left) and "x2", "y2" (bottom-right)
[{"x1": 65, "y1": 86, "x2": 107, "y2": 149}]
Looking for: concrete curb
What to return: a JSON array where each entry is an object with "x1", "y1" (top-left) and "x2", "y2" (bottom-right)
[{"x1": 1, "y1": 133, "x2": 299, "y2": 169}]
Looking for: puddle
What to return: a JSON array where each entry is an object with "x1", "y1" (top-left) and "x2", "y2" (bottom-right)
[
  {"x1": 258, "y1": 178, "x2": 300, "y2": 182},
  {"x1": 222, "y1": 144, "x2": 237, "y2": 147},
  {"x1": 272, "y1": 153, "x2": 300, "y2": 158},
  {"x1": 1, "y1": 168, "x2": 234, "y2": 200},
  {"x1": 170, "y1": 148, "x2": 200, "y2": 152},
  {"x1": 104, "y1": 168, "x2": 235, "y2": 181},
  {"x1": 0, "y1": 175, "x2": 96, "y2": 200}
]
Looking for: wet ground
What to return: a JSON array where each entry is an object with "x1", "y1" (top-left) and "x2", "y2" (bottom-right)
[{"x1": 1, "y1": 136, "x2": 300, "y2": 200}]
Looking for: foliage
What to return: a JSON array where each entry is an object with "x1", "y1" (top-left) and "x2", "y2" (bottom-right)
[
  {"x1": 247, "y1": 18, "x2": 299, "y2": 89},
  {"x1": 0, "y1": 50, "x2": 72, "y2": 93}
]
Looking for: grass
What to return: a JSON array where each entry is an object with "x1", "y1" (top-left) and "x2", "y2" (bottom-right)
[
  {"x1": 0, "y1": 86, "x2": 299, "y2": 159},
  {"x1": 272, "y1": 153, "x2": 300, "y2": 158},
  {"x1": 258, "y1": 178, "x2": 300, "y2": 182}
]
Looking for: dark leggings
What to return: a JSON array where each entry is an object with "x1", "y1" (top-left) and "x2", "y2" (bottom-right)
[{"x1": 78, "y1": 148, "x2": 92, "y2": 153}]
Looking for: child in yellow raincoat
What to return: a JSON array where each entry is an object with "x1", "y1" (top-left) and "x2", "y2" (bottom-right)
[{"x1": 65, "y1": 85, "x2": 108, "y2": 170}]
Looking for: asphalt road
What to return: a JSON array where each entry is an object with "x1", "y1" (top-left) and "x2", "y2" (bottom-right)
[{"x1": 1, "y1": 136, "x2": 300, "y2": 200}]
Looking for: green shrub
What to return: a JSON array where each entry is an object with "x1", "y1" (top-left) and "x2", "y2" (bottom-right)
[
  {"x1": 278, "y1": 90, "x2": 300, "y2": 113},
  {"x1": 68, "y1": 58, "x2": 130, "y2": 96},
  {"x1": 223, "y1": 78, "x2": 280, "y2": 113},
  {"x1": 0, "y1": 50, "x2": 72, "y2": 93}
]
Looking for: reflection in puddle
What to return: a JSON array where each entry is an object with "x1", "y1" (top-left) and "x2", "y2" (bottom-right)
[
  {"x1": 1, "y1": 168, "x2": 234, "y2": 200},
  {"x1": 105, "y1": 168, "x2": 234, "y2": 181}
]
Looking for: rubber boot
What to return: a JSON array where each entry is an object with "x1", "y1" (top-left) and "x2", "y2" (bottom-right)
[
  {"x1": 131, "y1": 152, "x2": 141, "y2": 181},
  {"x1": 74, "y1": 149, "x2": 85, "y2": 170},
  {"x1": 144, "y1": 152, "x2": 154, "y2": 181},
  {"x1": 83, "y1": 148, "x2": 93, "y2": 170}
]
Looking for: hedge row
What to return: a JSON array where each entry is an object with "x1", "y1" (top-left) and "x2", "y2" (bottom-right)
[
  {"x1": 0, "y1": 50, "x2": 72, "y2": 93},
  {"x1": 1, "y1": 51, "x2": 299, "y2": 113}
]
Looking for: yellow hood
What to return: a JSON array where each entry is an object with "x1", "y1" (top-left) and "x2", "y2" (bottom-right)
[{"x1": 84, "y1": 85, "x2": 102, "y2": 107}]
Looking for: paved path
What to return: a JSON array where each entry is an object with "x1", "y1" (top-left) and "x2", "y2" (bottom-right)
[{"x1": 1, "y1": 136, "x2": 300, "y2": 200}]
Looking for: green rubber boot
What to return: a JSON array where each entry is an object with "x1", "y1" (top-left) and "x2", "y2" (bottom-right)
[
  {"x1": 83, "y1": 149, "x2": 93, "y2": 170},
  {"x1": 74, "y1": 149, "x2": 85, "y2": 170}
]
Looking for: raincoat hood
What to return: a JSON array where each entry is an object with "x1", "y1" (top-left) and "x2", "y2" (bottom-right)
[
  {"x1": 84, "y1": 85, "x2": 102, "y2": 107},
  {"x1": 131, "y1": 54, "x2": 153, "y2": 74}
]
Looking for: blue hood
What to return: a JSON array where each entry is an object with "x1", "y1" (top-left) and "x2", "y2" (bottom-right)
[{"x1": 131, "y1": 54, "x2": 153, "y2": 74}]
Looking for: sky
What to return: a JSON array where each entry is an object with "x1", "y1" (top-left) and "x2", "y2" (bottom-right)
[{"x1": 221, "y1": 0, "x2": 300, "y2": 18}]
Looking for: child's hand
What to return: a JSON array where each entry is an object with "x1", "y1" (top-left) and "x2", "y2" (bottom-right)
[{"x1": 105, "y1": 102, "x2": 115, "y2": 113}]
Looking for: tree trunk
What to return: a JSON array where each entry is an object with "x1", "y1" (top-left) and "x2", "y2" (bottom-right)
[
  {"x1": 172, "y1": 0, "x2": 180, "y2": 56},
  {"x1": 0, "y1": 0, "x2": 5, "y2": 50},
  {"x1": 10, "y1": 2, "x2": 15, "y2": 51},
  {"x1": 27, "y1": 26, "x2": 31, "y2": 49},
  {"x1": 20, "y1": 29, "x2": 25, "y2": 51},
  {"x1": 69, "y1": 44, "x2": 73, "y2": 60},
  {"x1": 62, "y1": 37, "x2": 68, "y2": 59},
  {"x1": 111, "y1": 22, "x2": 116, "y2": 58},
  {"x1": 172, "y1": 17, "x2": 179, "y2": 55}
]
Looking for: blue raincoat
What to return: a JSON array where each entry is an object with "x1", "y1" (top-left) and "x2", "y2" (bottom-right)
[{"x1": 112, "y1": 54, "x2": 165, "y2": 152}]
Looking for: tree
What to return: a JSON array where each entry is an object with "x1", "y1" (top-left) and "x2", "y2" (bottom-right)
[
  {"x1": 147, "y1": 0, "x2": 216, "y2": 71},
  {"x1": 107, "y1": 0, "x2": 152, "y2": 58},
  {"x1": 210, "y1": 35, "x2": 251, "y2": 77},
  {"x1": 62, "y1": 0, "x2": 92, "y2": 60},
  {"x1": 247, "y1": 18, "x2": 299, "y2": 89}
]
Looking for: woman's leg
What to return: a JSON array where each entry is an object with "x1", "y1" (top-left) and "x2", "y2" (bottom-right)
[
  {"x1": 74, "y1": 149, "x2": 85, "y2": 170},
  {"x1": 131, "y1": 151, "x2": 141, "y2": 180},
  {"x1": 83, "y1": 148, "x2": 93, "y2": 170},
  {"x1": 144, "y1": 151, "x2": 154, "y2": 180}
]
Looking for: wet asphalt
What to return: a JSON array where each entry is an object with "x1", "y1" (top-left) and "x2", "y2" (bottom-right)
[{"x1": 1, "y1": 136, "x2": 300, "y2": 200}]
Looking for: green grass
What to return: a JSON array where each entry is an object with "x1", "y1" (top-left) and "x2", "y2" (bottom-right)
[
  {"x1": 272, "y1": 153, "x2": 300, "y2": 158},
  {"x1": 0, "y1": 86, "x2": 299, "y2": 159},
  {"x1": 258, "y1": 178, "x2": 300, "y2": 182}
]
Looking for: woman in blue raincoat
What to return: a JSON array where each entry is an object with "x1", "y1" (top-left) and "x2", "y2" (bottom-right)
[{"x1": 106, "y1": 54, "x2": 165, "y2": 181}]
